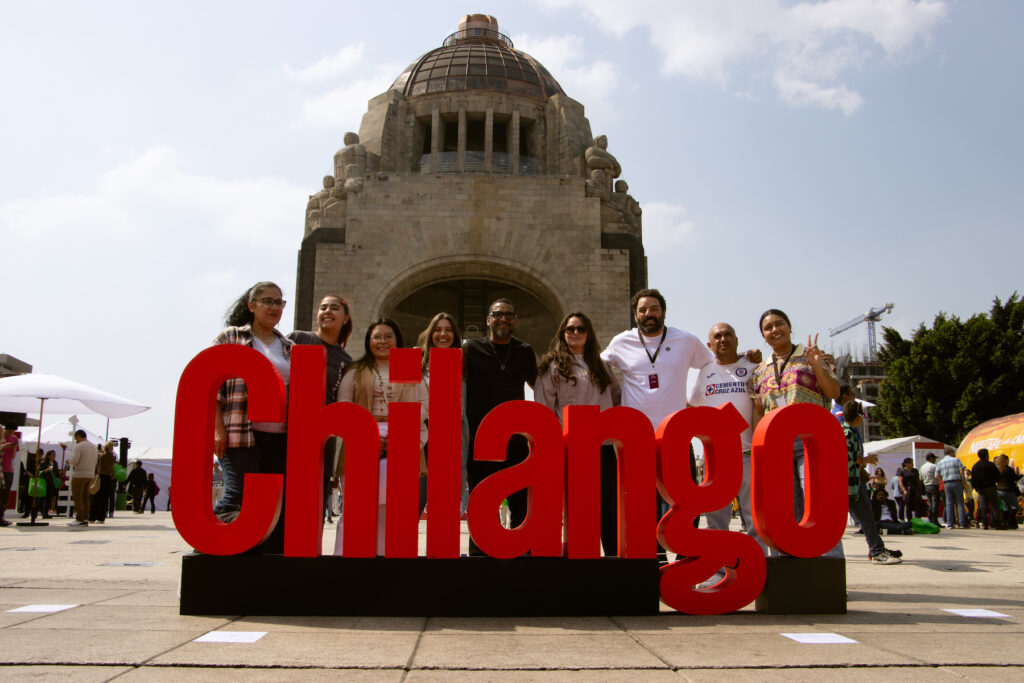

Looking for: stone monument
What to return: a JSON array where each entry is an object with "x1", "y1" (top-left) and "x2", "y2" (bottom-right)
[{"x1": 294, "y1": 14, "x2": 647, "y2": 352}]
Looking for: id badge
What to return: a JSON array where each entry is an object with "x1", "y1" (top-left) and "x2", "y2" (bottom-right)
[{"x1": 648, "y1": 373, "x2": 659, "y2": 389}]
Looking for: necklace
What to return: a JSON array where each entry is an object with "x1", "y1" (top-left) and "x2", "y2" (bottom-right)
[{"x1": 488, "y1": 338, "x2": 513, "y2": 371}]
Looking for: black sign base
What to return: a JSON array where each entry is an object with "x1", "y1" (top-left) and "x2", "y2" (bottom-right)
[
  {"x1": 754, "y1": 556, "x2": 846, "y2": 614},
  {"x1": 179, "y1": 554, "x2": 661, "y2": 617}
]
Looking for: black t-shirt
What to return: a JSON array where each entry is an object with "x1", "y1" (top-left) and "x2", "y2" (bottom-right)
[
  {"x1": 898, "y1": 467, "x2": 921, "y2": 489},
  {"x1": 971, "y1": 459, "x2": 1000, "y2": 490},
  {"x1": 287, "y1": 330, "x2": 354, "y2": 403},
  {"x1": 463, "y1": 336, "x2": 537, "y2": 435}
]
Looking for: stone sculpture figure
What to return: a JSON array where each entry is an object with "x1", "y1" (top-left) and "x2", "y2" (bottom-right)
[
  {"x1": 584, "y1": 135, "x2": 621, "y2": 199},
  {"x1": 335, "y1": 132, "x2": 367, "y2": 193},
  {"x1": 612, "y1": 179, "x2": 642, "y2": 225},
  {"x1": 305, "y1": 175, "x2": 344, "y2": 234}
]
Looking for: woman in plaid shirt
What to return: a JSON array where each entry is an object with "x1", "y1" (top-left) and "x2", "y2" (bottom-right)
[{"x1": 213, "y1": 281, "x2": 293, "y2": 553}]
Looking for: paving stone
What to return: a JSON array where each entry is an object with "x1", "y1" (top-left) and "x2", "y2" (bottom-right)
[
  {"x1": 0, "y1": 628, "x2": 200, "y2": 665},
  {"x1": 407, "y1": 671, "x2": 684, "y2": 682},
  {"x1": 634, "y1": 633, "x2": 914, "y2": 668},
  {"x1": 412, "y1": 633, "x2": 668, "y2": 670},
  {"x1": 118, "y1": 666, "x2": 405, "y2": 681},
  {"x1": 675, "y1": 667, "x2": 967, "y2": 682},
  {"x1": 0, "y1": 665, "x2": 134, "y2": 681},
  {"x1": 150, "y1": 631, "x2": 420, "y2": 668},
  {"x1": 424, "y1": 616, "x2": 620, "y2": 634},
  {"x1": 10, "y1": 604, "x2": 232, "y2": 633}
]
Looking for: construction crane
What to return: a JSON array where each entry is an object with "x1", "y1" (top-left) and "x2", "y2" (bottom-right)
[{"x1": 828, "y1": 303, "x2": 894, "y2": 361}]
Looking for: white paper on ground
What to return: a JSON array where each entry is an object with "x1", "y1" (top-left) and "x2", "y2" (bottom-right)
[
  {"x1": 194, "y1": 631, "x2": 268, "y2": 643},
  {"x1": 6, "y1": 604, "x2": 77, "y2": 613},
  {"x1": 943, "y1": 608, "x2": 1011, "y2": 618},
  {"x1": 781, "y1": 632, "x2": 858, "y2": 644}
]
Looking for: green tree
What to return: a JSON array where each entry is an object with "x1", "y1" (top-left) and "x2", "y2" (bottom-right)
[{"x1": 876, "y1": 293, "x2": 1024, "y2": 444}]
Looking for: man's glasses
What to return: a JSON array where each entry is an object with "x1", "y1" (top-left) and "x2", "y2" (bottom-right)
[
  {"x1": 564, "y1": 326, "x2": 587, "y2": 334},
  {"x1": 488, "y1": 311, "x2": 518, "y2": 320},
  {"x1": 255, "y1": 298, "x2": 287, "y2": 308}
]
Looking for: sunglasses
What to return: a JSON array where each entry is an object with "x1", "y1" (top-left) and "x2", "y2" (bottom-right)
[
  {"x1": 564, "y1": 325, "x2": 587, "y2": 334},
  {"x1": 488, "y1": 311, "x2": 517, "y2": 320}
]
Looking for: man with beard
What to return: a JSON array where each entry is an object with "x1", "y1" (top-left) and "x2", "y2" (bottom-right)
[
  {"x1": 602, "y1": 288, "x2": 713, "y2": 444},
  {"x1": 463, "y1": 298, "x2": 538, "y2": 554},
  {"x1": 601, "y1": 289, "x2": 714, "y2": 561}
]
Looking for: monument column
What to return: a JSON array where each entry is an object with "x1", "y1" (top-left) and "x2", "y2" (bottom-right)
[
  {"x1": 430, "y1": 108, "x2": 442, "y2": 173},
  {"x1": 484, "y1": 107, "x2": 493, "y2": 173},
  {"x1": 510, "y1": 109, "x2": 520, "y2": 176},
  {"x1": 457, "y1": 107, "x2": 466, "y2": 173}
]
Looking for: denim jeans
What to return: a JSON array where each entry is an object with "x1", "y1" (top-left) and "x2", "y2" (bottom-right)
[
  {"x1": 944, "y1": 481, "x2": 966, "y2": 527},
  {"x1": 213, "y1": 445, "x2": 260, "y2": 514},
  {"x1": 785, "y1": 437, "x2": 844, "y2": 558},
  {"x1": 851, "y1": 485, "x2": 885, "y2": 556},
  {"x1": 925, "y1": 484, "x2": 941, "y2": 524}
]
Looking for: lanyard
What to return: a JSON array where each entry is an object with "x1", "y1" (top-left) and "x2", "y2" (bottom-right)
[
  {"x1": 638, "y1": 327, "x2": 667, "y2": 366},
  {"x1": 772, "y1": 347, "x2": 795, "y2": 388}
]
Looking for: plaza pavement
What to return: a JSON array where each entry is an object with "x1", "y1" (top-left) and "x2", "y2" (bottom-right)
[{"x1": 0, "y1": 511, "x2": 1022, "y2": 680}]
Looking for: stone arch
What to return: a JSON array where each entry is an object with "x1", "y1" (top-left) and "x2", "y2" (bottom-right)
[{"x1": 373, "y1": 256, "x2": 568, "y2": 353}]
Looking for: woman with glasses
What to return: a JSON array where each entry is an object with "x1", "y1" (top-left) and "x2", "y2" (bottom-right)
[
  {"x1": 288, "y1": 294, "x2": 354, "y2": 525},
  {"x1": 213, "y1": 281, "x2": 293, "y2": 553},
  {"x1": 417, "y1": 313, "x2": 468, "y2": 516},
  {"x1": 335, "y1": 318, "x2": 427, "y2": 555},
  {"x1": 534, "y1": 312, "x2": 620, "y2": 555}
]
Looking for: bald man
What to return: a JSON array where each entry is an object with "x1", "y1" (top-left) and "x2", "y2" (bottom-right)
[{"x1": 687, "y1": 323, "x2": 760, "y2": 544}]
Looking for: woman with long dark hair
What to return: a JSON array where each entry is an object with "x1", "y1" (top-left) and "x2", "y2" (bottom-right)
[
  {"x1": 750, "y1": 308, "x2": 839, "y2": 529},
  {"x1": 335, "y1": 318, "x2": 427, "y2": 555},
  {"x1": 417, "y1": 312, "x2": 467, "y2": 516},
  {"x1": 534, "y1": 312, "x2": 619, "y2": 555},
  {"x1": 288, "y1": 294, "x2": 354, "y2": 524},
  {"x1": 213, "y1": 281, "x2": 293, "y2": 553}
]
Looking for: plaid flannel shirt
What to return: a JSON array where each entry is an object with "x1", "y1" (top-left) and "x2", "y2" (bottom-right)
[{"x1": 214, "y1": 324, "x2": 293, "y2": 449}]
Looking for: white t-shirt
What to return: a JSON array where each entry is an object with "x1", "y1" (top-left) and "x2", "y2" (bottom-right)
[
  {"x1": 688, "y1": 354, "x2": 757, "y2": 452},
  {"x1": 252, "y1": 335, "x2": 290, "y2": 433},
  {"x1": 601, "y1": 325, "x2": 713, "y2": 431}
]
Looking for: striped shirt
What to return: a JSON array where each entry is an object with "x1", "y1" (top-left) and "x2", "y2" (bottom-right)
[
  {"x1": 935, "y1": 455, "x2": 964, "y2": 484},
  {"x1": 214, "y1": 324, "x2": 293, "y2": 449}
]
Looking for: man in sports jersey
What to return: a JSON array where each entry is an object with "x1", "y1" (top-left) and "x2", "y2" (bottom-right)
[{"x1": 688, "y1": 322, "x2": 759, "y2": 541}]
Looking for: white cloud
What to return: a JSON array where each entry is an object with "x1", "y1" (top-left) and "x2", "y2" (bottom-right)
[
  {"x1": 300, "y1": 65, "x2": 401, "y2": 129},
  {"x1": 0, "y1": 147, "x2": 307, "y2": 249},
  {"x1": 641, "y1": 201, "x2": 695, "y2": 249},
  {"x1": 282, "y1": 44, "x2": 367, "y2": 82},
  {"x1": 775, "y1": 73, "x2": 864, "y2": 115},
  {"x1": 540, "y1": 0, "x2": 947, "y2": 113}
]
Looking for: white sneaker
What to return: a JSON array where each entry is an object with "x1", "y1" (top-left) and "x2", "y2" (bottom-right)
[{"x1": 68, "y1": 520, "x2": 87, "y2": 527}]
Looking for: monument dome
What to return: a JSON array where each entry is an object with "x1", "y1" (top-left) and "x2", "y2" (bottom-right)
[
  {"x1": 294, "y1": 15, "x2": 647, "y2": 353},
  {"x1": 391, "y1": 15, "x2": 564, "y2": 101}
]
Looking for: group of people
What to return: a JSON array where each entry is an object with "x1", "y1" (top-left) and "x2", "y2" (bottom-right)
[
  {"x1": 864, "y1": 449, "x2": 1022, "y2": 531},
  {"x1": 209, "y1": 283, "x2": 878, "y2": 570},
  {"x1": 0, "y1": 424, "x2": 159, "y2": 528}
]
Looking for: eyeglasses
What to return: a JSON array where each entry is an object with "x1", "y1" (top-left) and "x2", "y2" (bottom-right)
[
  {"x1": 488, "y1": 311, "x2": 517, "y2": 320},
  {"x1": 255, "y1": 298, "x2": 287, "y2": 308},
  {"x1": 564, "y1": 325, "x2": 587, "y2": 334}
]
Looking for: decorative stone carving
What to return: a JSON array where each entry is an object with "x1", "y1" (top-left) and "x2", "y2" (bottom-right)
[{"x1": 584, "y1": 135, "x2": 621, "y2": 199}]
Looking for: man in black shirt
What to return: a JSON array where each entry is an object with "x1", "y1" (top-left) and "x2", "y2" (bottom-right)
[
  {"x1": 463, "y1": 298, "x2": 538, "y2": 553},
  {"x1": 970, "y1": 448, "x2": 1003, "y2": 529}
]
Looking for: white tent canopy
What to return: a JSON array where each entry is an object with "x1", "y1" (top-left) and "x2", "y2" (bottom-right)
[
  {"x1": 863, "y1": 435, "x2": 948, "y2": 481},
  {"x1": 0, "y1": 373, "x2": 149, "y2": 418}
]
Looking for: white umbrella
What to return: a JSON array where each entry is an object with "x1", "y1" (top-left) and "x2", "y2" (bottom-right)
[
  {"x1": 0, "y1": 374, "x2": 149, "y2": 418},
  {"x1": 0, "y1": 373, "x2": 149, "y2": 525}
]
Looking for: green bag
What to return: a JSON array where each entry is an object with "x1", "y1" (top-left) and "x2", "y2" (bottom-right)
[
  {"x1": 27, "y1": 477, "x2": 47, "y2": 498},
  {"x1": 113, "y1": 463, "x2": 127, "y2": 482},
  {"x1": 910, "y1": 517, "x2": 940, "y2": 534}
]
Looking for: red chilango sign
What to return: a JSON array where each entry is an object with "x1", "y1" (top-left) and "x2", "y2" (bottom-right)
[{"x1": 172, "y1": 344, "x2": 848, "y2": 615}]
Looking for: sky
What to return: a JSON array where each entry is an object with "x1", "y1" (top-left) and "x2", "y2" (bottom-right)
[{"x1": 2, "y1": 0, "x2": 1021, "y2": 455}]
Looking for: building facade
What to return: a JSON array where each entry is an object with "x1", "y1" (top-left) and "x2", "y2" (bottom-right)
[{"x1": 294, "y1": 15, "x2": 646, "y2": 353}]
